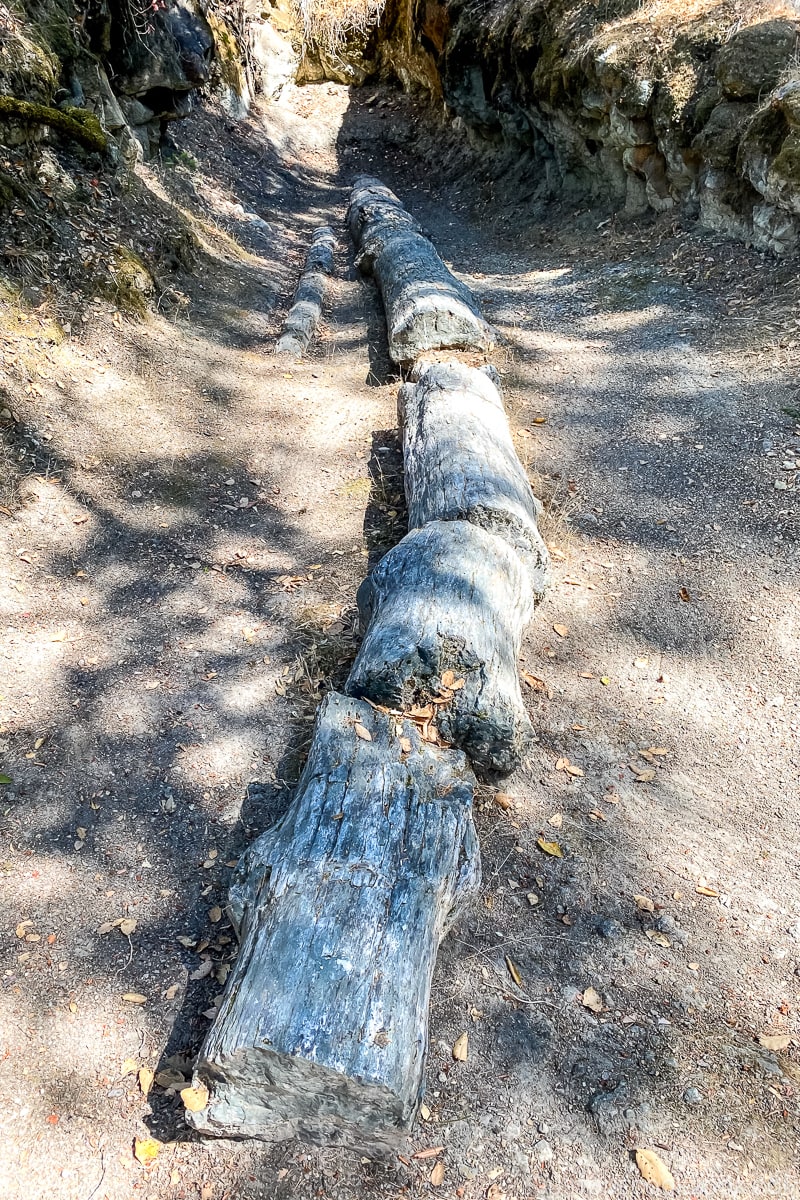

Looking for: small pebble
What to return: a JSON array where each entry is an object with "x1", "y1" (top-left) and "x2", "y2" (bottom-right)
[
  {"x1": 532, "y1": 1138, "x2": 553, "y2": 1166},
  {"x1": 683, "y1": 1087, "x2": 703, "y2": 1105}
]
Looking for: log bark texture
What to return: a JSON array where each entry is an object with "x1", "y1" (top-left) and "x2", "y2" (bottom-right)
[
  {"x1": 347, "y1": 520, "x2": 535, "y2": 777},
  {"x1": 186, "y1": 690, "x2": 480, "y2": 1151},
  {"x1": 275, "y1": 226, "x2": 335, "y2": 356},
  {"x1": 348, "y1": 176, "x2": 494, "y2": 367},
  {"x1": 398, "y1": 361, "x2": 552, "y2": 601}
]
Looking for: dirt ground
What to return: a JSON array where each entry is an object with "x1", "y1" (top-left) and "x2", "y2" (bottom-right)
[{"x1": 0, "y1": 80, "x2": 799, "y2": 1200}]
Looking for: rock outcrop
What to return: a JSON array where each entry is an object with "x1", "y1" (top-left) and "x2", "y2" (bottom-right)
[{"x1": 368, "y1": 1, "x2": 800, "y2": 255}]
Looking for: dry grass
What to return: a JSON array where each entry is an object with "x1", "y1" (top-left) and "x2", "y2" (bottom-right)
[{"x1": 294, "y1": 0, "x2": 386, "y2": 58}]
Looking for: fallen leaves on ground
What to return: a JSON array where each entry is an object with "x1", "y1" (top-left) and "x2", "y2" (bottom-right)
[
  {"x1": 696, "y1": 883, "x2": 719, "y2": 897},
  {"x1": 429, "y1": 1161, "x2": 445, "y2": 1186},
  {"x1": 505, "y1": 956, "x2": 522, "y2": 986},
  {"x1": 138, "y1": 1067, "x2": 154, "y2": 1095},
  {"x1": 634, "y1": 895, "x2": 655, "y2": 912},
  {"x1": 121, "y1": 992, "x2": 147, "y2": 1004},
  {"x1": 552, "y1": 623, "x2": 569, "y2": 638},
  {"x1": 646, "y1": 930, "x2": 671, "y2": 948},
  {"x1": 757, "y1": 1033, "x2": 792, "y2": 1051},
  {"x1": 180, "y1": 1082, "x2": 210, "y2": 1111},
  {"x1": 582, "y1": 987, "x2": 604, "y2": 1013},
  {"x1": 353, "y1": 722, "x2": 372, "y2": 741},
  {"x1": 452, "y1": 1033, "x2": 468, "y2": 1061},
  {"x1": 522, "y1": 670, "x2": 549, "y2": 694},
  {"x1": 556, "y1": 757, "x2": 584, "y2": 777},
  {"x1": 494, "y1": 792, "x2": 513, "y2": 810},
  {"x1": 635, "y1": 1148, "x2": 675, "y2": 1190},
  {"x1": 134, "y1": 1137, "x2": 161, "y2": 1166},
  {"x1": 537, "y1": 838, "x2": 563, "y2": 858}
]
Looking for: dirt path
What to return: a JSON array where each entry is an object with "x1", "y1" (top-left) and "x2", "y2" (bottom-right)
[{"x1": 1, "y1": 83, "x2": 798, "y2": 1200}]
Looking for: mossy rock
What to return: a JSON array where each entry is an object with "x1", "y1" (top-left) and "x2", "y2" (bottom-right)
[
  {"x1": 0, "y1": 96, "x2": 107, "y2": 152},
  {"x1": 102, "y1": 247, "x2": 156, "y2": 316}
]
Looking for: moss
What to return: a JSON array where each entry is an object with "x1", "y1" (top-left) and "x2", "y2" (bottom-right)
[
  {"x1": 0, "y1": 97, "x2": 107, "y2": 152},
  {"x1": 207, "y1": 12, "x2": 248, "y2": 94},
  {"x1": 771, "y1": 131, "x2": 800, "y2": 186},
  {"x1": 102, "y1": 246, "x2": 155, "y2": 317}
]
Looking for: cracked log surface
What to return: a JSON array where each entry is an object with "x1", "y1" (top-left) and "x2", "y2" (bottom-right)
[
  {"x1": 347, "y1": 520, "x2": 535, "y2": 777},
  {"x1": 348, "y1": 176, "x2": 494, "y2": 367},
  {"x1": 399, "y1": 361, "x2": 551, "y2": 601},
  {"x1": 186, "y1": 690, "x2": 480, "y2": 1151},
  {"x1": 275, "y1": 226, "x2": 335, "y2": 356}
]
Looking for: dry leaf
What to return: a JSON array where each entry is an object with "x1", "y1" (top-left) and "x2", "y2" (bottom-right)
[
  {"x1": 645, "y1": 930, "x2": 671, "y2": 948},
  {"x1": 505, "y1": 956, "x2": 522, "y2": 987},
  {"x1": 208, "y1": 906, "x2": 222, "y2": 924},
  {"x1": 582, "y1": 987, "x2": 604, "y2": 1013},
  {"x1": 494, "y1": 792, "x2": 513, "y2": 810},
  {"x1": 190, "y1": 959, "x2": 214, "y2": 981},
  {"x1": 557, "y1": 757, "x2": 584, "y2": 778},
  {"x1": 122, "y1": 992, "x2": 147, "y2": 1004},
  {"x1": 537, "y1": 838, "x2": 563, "y2": 858},
  {"x1": 630, "y1": 764, "x2": 655, "y2": 782},
  {"x1": 180, "y1": 1083, "x2": 210, "y2": 1112},
  {"x1": 452, "y1": 1033, "x2": 468, "y2": 1062},
  {"x1": 552, "y1": 623, "x2": 569, "y2": 638},
  {"x1": 164, "y1": 983, "x2": 181, "y2": 1000},
  {"x1": 413, "y1": 1146, "x2": 445, "y2": 1160},
  {"x1": 441, "y1": 669, "x2": 456, "y2": 688},
  {"x1": 119, "y1": 918, "x2": 137, "y2": 936},
  {"x1": 634, "y1": 895, "x2": 655, "y2": 913},
  {"x1": 522, "y1": 670, "x2": 548, "y2": 692},
  {"x1": 430, "y1": 1162, "x2": 445, "y2": 1187},
  {"x1": 353, "y1": 722, "x2": 372, "y2": 741},
  {"x1": 678, "y1": 587, "x2": 691, "y2": 602},
  {"x1": 548, "y1": 813, "x2": 563, "y2": 828},
  {"x1": 635, "y1": 1148, "x2": 675, "y2": 1191},
  {"x1": 134, "y1": 1137, "x2": 161, "y2": 1166},
  {"x1": 757, "y1": 1033, "x2": 792, "y2": 1052},
  {"x1": 138, "y1": 1067, "x2": 154, "y2": 1095},
  {"x1": 695, "y1": 884, "x2": 719, "y2": 898},
  {"x1": 419, "y1": 1102, "x2": 431, "y2": 1121},
  {"x1": 121, "y1": 1057, "x2": 139, "y2": 1076}
]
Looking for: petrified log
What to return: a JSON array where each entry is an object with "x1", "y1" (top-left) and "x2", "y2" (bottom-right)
[
  {"x1": 186, "y1": 690, "x2": 480, "y2": 1151},
  {"x1": 347, "y1": 520, "x2": 535, "y2": 777},
  {"x1": 398, "y1": 360, "x2": 551, "y2": 601},
  {"x1": 275, "y1": 225, "x2": 335, "y2": 356},
  {"x1": 348, "y1": 176, "x2": 494, "y2": 367}
]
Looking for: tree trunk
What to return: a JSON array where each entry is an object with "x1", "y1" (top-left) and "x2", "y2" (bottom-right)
[
  {"x1": 275, "y1": 226, "x2": 335, "y2": 356},
  {"x1": 398, "y1": 360, "x2": 551, "y2": 601},
  {"x1": 186, "y1": 690, "x2": 480, "y2": 1152},
  {"x1": 348, "y1": 176, "x2": 494, "y2": 367},
  {"x1": 347, "y1": 520, "x2": 535, "y2": 777}
]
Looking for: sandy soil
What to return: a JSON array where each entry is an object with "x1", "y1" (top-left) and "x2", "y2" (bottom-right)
[{"x1": 0, "y1": 81, "x2": 798, "y2": 1200}]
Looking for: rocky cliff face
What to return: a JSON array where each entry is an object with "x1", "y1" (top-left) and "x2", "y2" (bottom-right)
[
  {"x1": 0, "y1": 0, "x2": 303, "y2": 165},
  {"x1": 372, "y1": 0, "x2": 800, "y2": 255}
]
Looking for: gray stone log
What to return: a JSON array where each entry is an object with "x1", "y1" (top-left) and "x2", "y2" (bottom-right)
[
  {"x1": 398, "y1": 360, "x2": 552, "y2": 602},
  {"x1": 275, "y1": 226, "x2": 335, "y2": 356},
  {"x1": 347, "y1": 176, "x2": 494, "y2": 367},
  {"x1": 186, "y1": 690, "x2": 480, "y2": 1151},
  {"x1": 347, "y1": 520, "x2": 535, "y2": 777}
]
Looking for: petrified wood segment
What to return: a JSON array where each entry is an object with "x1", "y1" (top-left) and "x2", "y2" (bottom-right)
[
  {"x1": 398, "y1": 360, "x2": 551, "y2": 601},
  {"x1": 348, "y1": 176, "x2": 494, "y2": 367},
  {"x1": 186, "y1": 691, "x2": 480, "y2": 1151},
  {"x1": 275, "y1": 225, "x2": 335, "y2": 356},
  {"x1": 347, "y1": 520, "x2": 535, "y2": 777}
]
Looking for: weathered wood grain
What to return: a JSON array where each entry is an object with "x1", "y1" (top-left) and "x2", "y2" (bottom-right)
[
  {"x1": 398, "y1": 360, "x2": 551, "y2": 601},
  {"x1": 347, "y1": 520, "x2": 535, "y2": 777},
  {"x1": 348, "y1": 176, "x2": 494, "y2": 367},
  {"x1": 186, "y1": 690, "x2": 480, "y2": 1151},
  {"x1": 275, "y1": 226, "x2": 335, "y2": 356}
]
